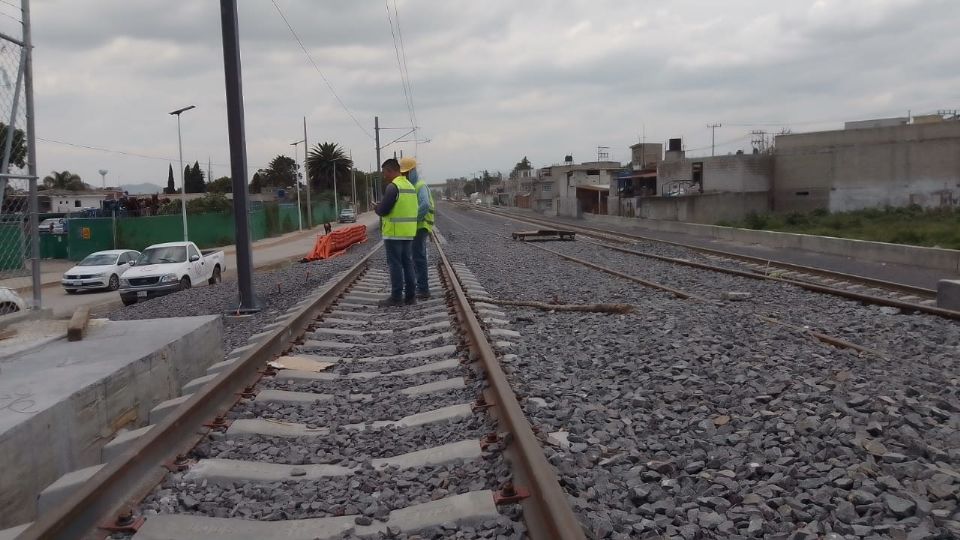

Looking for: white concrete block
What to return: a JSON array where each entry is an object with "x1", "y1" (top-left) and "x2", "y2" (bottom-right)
[
  {"x1": 101, "y1": 425, "x2": 153, "y2": 463},
  {"x1": 400, "y1": 377, "x2": 466, "y2": 397},
  {"x1": 37, "y1": 464, "x2": 106, "y2": 516},
  {"x1": 150, "y1": 394, "x2": 193, "y2": 424},
  {"x1": 182, "y1": 373, "x2": 219, "y2": 394},
  {"x1": 937, "y1": 279, "x2": 960, "y2": 311}
]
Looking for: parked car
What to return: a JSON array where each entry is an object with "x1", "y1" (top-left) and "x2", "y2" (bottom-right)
[
  {"x1": 39, "y1": 218, "x2": 65, "y2": 234},
  {"x1": 62, "y1": 249, "x2": 141, "y2": 293},
  {"x1": 119, "y1": 241, "x2": 225, "y2": 306},
  {"x1": 338, "y1": 208, "x2": 357, "y2": 223},
  {"x1": 0, "y1": 286, "x2": 25, "y2": 315}
]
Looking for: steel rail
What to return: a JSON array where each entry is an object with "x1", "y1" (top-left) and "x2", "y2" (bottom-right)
[
  {"x1": 20, "y1": 243, "x2": 382, "y2": 540},
  {"x1": 470, "y1": 206, "x2": 960, "y2": 320},
  {"x1": 432, "y1": 232, "x2": 585, "y2": 540},
  {"x1": 476, "y1": 206, "x2": 938, "y2": 299}
]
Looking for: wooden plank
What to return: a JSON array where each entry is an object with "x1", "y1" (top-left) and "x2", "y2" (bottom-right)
[{"x1": 67, "y1": 306, "x2": 91, "y2": 342}]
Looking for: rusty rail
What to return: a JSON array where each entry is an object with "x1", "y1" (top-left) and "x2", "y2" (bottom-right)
[
  {"x1": 471, "y1": 206, "x2": 960, "y2": 320},
  {"x1": 19, "y1": 244, "x2": 381, "y2": 540},
  {"x1": 433, "y1": 232, "x2": 585, "y2": 540}
]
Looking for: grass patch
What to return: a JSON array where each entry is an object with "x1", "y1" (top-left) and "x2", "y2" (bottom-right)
[{"x1": 717, "y1": 205, "x2": 960, "y2": 249}]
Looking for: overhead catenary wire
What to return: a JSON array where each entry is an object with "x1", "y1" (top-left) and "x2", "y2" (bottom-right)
[
  {"x1": 391, "y1": 0, "x2": 419, "y2": 155},
  {"x1": 385, "y1": 0, "x2": 418, "y2": 153},
  {"x1": 271, "y1": 0, "x2": 374, "y2": 140}
]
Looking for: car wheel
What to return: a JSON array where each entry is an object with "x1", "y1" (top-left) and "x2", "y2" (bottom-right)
[
  {"x1": 0, "y1": 301, "x2": 20, "y2": 315},
  {"x1": 179, "y1": 276, "x2": 191, "y2": 291},
  {"x1": 108, "y1": 274, "x2": 120, "y2": 291},
  {"x1": 120, "y1": 295, "x2": 137, "y2": 306},
  {"x1": 208, "y1": 266, "x2": 221, "y2": 285},
  {"x1": 65, "y1": 289, "x2": 78, "y2": 295}
]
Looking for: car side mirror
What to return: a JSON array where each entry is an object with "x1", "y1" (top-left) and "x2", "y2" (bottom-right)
[
  {"x1": 118, "y1": 261, "x2": 125, "y2": 266},
  {"x1": 190, "y1": 255, "x2": 200, "y2": 262},
  {"x1": 128, "y1": 261, "x2": 135, "y2": 266}
]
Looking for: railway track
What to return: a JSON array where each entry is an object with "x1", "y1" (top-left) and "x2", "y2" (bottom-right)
[
  {"x1": 20, "y1": 237, "x2": 583, "y2": 540},
  {"x1": 467, "y1": 205, "x2": 960, "y2": 321}
]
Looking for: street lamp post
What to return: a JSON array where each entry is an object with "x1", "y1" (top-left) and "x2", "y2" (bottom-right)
[
  {"x1": 169, "y1": 104, "x2": 196, "y2": 241},
  {"x1": 349, "y1": 149, "x2": 356, "y2": 210},
  {"x1": 290, "y1": 139, "x2": 305, "y2": 231}
]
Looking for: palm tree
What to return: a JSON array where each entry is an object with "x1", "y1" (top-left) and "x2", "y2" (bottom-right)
[
  {"x1": 42, "y1": 170, "x2": 88, "y2": 191},
  {"x1": 306, "y1": 142, "x2": 352, "y2": 195}
]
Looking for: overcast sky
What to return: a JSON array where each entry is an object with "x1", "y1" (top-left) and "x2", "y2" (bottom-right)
[{"x1": 1, "y1": 0, "x2": 958, "y2": 189}]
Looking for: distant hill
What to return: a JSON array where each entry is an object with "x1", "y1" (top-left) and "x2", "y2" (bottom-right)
[{"x1": 120, "y1": 182, "x2": 164, "y2": 194}]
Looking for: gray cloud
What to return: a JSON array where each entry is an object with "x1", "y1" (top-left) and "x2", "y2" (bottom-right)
[{"x1": 4, "y1": 0, "x2": 957, "y2": 188}]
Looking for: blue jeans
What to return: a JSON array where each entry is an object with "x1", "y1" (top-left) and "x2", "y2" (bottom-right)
[
  {"x1": 384, "y1": 239, "x2": 415, "y2": 300},
  {"x1": 412, "y1": 228, "x2": 430, "y2": 295}
]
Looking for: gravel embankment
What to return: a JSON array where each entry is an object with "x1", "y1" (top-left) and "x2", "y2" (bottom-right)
[
  {"x1": 439, "y1": 205, "x2": 960, "y2": 539},
  {"x1": 106, "y1": 232, "x2": 381, "y2": 355}
]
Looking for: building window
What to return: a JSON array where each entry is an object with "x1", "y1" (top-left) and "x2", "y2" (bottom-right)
[
  {"x1": 542, "y1": 183, "x2": 552, "y2": 192},
  {"x1": 75, "y1": 200, "x2": 81, "y2": 207}
]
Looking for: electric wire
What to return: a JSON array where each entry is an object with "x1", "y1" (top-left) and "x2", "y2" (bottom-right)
[
  {"x1": 391, "y1": 0, "x2": 419, "y2": 155},
  {"x1": 385, "y1": 1, "x2": 417, "y2": 148},
  {"x1": 271, "y1": 0, "x2": 374, "y2": 140}
]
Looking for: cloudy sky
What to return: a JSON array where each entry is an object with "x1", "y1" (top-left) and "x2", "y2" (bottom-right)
[{"x1": 1, "y1": 0, "x2": 958, "y2": 190}]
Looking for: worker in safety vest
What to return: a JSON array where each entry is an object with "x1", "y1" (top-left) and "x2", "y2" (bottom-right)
[
  {"x1": 375, "y1": 158, "x2": 418, "y2": 306},
  {"x1": 399, "y1": 157, "x2": 435, "y2": 299}
]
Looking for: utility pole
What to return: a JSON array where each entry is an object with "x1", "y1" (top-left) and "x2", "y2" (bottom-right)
[
  {"x1": 207, "y1": 156, "x2": 212, "y2": 185},
  {"x1": 707, "y1": 123, "x2": 721, "y2": 156},
  {"x1": 219, "y1": 0, "x2": 261, "y2": 313},
  {"x1": 23, "y1": 0, "x2": 40, "y2": 310},
  {"x1": 303, "y1": 117, "x2": 311, "y2": 227},
  {"x1": 374, "y1": 116, "x2": 381, "y2": 200},
  {"x1": 290, "y1": 139, "x2": 305, "y2": 231},
  {"x1": 349, "y1": 149, "x2": 356, "y2": 209}
]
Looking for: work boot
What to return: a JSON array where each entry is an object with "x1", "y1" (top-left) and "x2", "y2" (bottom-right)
[
  {"x1": 404, "y1": 296, "x2": 417, "y2": 306},
  {"x1": 416, "y1": 292, "x2": 431, "y2": 300},
  {"x1": 377, "y1": 297, "x2": 403, "y2": 308}
]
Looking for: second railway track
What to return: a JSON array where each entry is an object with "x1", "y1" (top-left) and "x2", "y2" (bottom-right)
[
  {"x1": 20, "y1": 236, "x2": 582, "y2": 540},
  {"x1": 468, "y1": 206, "x2": 959, "y2": 320}
]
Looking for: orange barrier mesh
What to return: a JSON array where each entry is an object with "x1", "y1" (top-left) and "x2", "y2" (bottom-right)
[{"x1": 303, "y1": 224, "x2": 368, "y2": 261}]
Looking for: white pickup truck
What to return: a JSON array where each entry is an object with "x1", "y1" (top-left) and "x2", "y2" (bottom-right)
[{"x1": 119, "y1": 241, "x2": 225, "y2": 306}]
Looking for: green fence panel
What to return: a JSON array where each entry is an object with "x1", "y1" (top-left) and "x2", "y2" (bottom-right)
[
  {"x1": 278, "y1": 204, "x2": 300, "y2": 234},
  {"x1": 66, "y1": 218, "x2": 115, "y2": 260},
  {"x1": 116, "y1": 214, "x2": 183, "y2": 252},
  {"x1": 249, "y1": 208, "x2": 268, "y2": 241},
  {"x1": 40, "y1": 234, "x2": 69, "y2": 259},
  {"x1": 0, "y1": 223, "x2": 24, "y2": 270},
  {"x1": 311, "y1": 201, "x2": 335, "y2": 225}
]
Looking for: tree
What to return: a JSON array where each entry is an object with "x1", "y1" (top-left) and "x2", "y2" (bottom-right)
[
  {"x1": 249, "y1": 172, "x2": 263, "y2": 194},
  {"x1": 463, "y1": 183, "x2": 477, "y2": 197},
  {"x1": 261, "y1": 155, "x2": 299, "y2": 190},
  {"x1": 208, "y1": 176, "x2": 233, "y2": 194},
  {"x1": 42, "y1": 170, "x2": 89, "y2": 191},
  {"x1": 164, "y1": 164, "x2": 176, "y2": 194},
  {"x1": 0, "y1": 122, "x2": 26, "y2": 171},
  {"x1": 510, "y1": 156, "x2": 533, "y2": 179},
  {"x1": 306, "y1": 142, "x2": 352, "y2": 196},
  {"x1": 184, "y1": 161, "x2": 206, "y2": 193}
]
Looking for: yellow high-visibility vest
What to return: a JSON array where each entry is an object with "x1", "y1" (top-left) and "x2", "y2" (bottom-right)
[
  {"x1": 413, "y1": 179, "x2": 436, "y2": 232},
  {"x1": 381, "y1": 175, "x2": 418, "y2": 239}
]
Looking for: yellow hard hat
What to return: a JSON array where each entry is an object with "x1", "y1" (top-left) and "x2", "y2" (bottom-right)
[{"x1": 399, "y1": 156, "x2": 417, "y2": 173}]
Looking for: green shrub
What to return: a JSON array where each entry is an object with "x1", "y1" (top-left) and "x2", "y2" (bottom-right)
[{"x1": 743, "y1": 211, "x2": 769, "y2": 230}]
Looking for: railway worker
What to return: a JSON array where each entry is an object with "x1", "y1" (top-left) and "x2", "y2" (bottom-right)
[
  {"x1": 375, "y1": 158, "x2": 418, "y2": 307},
  {"x1": 399, "y1": 156, "x2": 435, "y2": 300}
]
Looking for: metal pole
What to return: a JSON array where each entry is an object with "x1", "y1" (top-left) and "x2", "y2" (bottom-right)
[
  {"x1": 22, "y1": 0, "x2": 40, "y2": 310},
  {"x1": 303, "y1": 116, "x2": 311, "y2": 228},
  {"x1": 176, "y1": 114, "x2": 188, "y2": 240},
  {"x1": 350, "y1": 149, "x2": 356, "y2": 209},
  {"x1": 374, "y1": 115, "x2": 381, "y2": 200},
  {"x1": 290, "y1": 140, "x2": 303, "y2": 231},
  {"x1": 331, "y1": 158, "x2": 339, "y2": 216},
  {"x1": 220, "y1": 0, "x2": 261, "y2": 313}
]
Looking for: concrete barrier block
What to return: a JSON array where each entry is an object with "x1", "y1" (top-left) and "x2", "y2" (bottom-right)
[
  {"x1": 937, "y1": 280, "x2": 960, "y2": 311},
  {"x1": 150, "y1": 394, "x2": 193, "y2": 424},
  {"x1": 0, "y1": 523, "x2": 31, "y2": 540},
  {"x1": 37, "y1": 464, "x2": 105, "y2": 517},
  {"x1": 101, "y1": 425, "x2": 153, "y2": 463},
  {"x1": 206, "y1": 358, "x2": 238, "y2": 375},
  {"x1": 182, "y1": 373, "x2": 219, "y2": 394}
]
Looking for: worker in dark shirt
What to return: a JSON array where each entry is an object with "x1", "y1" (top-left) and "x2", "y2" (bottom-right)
[{"x1": 375, "y1": 158, "x2": 418, "y2": 306}]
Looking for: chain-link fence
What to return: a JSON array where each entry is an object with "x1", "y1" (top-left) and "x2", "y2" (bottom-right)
[{"x1": 0, "y1": 21, "x2": 39, "y2": 313}]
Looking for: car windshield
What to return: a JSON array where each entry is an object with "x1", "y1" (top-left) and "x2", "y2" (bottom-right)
[
  {"x1": 340, "y1": 210, "x2": 354, "y2": 215},
  {"x1": 138, "y1": 246, "x2": 187, "y2": 264},
  {"x1": 79, "y1": 254, "x2": 117, "y2": 266}
]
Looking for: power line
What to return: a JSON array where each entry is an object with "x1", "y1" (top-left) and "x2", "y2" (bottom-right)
[
  {"x1": 37, "y1": 137, "x2": 275, "y2": 170},
  {"x1": 391, "y1": 0, "x2": 418, "y2": 154},
  {"x1": 0, "y1": 0, "x2": 20, "y2": 11},
  {"x1": 0, "y1": 9, "x2": 21, "y2": 23},
  {"x1": 271, "y1": 0, "x2": 374, "y2": 140},
  {"x1": 385, "y1": 1, "x2": 416, "y2": 144}
]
